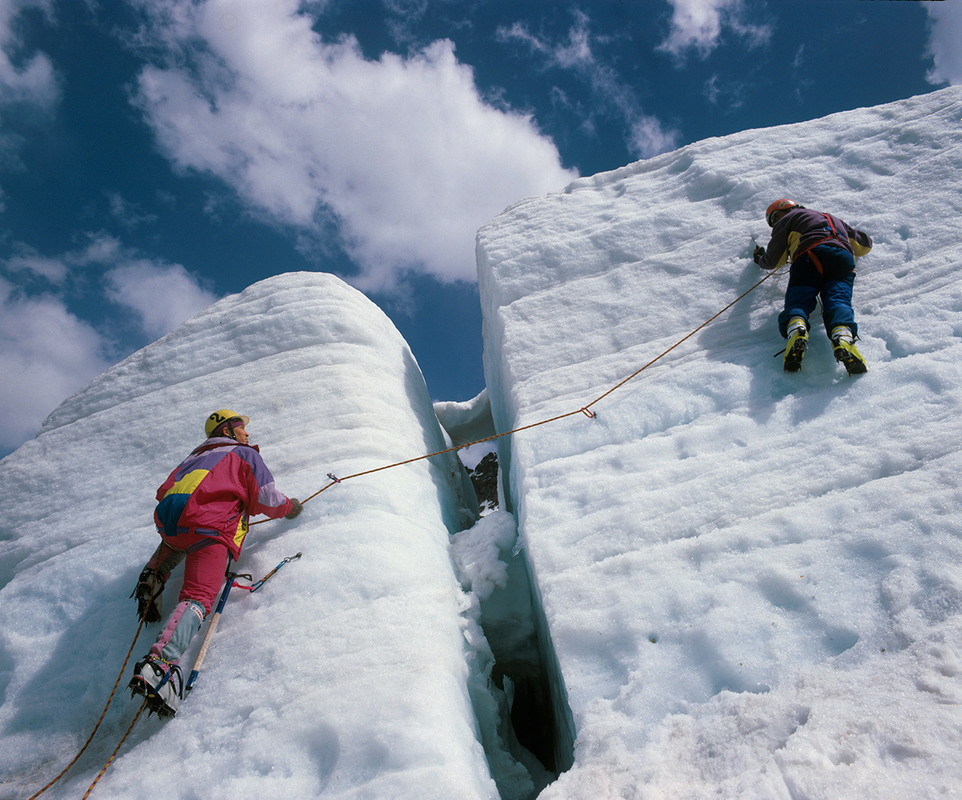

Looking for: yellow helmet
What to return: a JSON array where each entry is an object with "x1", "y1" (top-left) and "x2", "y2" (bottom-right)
[{"x1": 205, "y1": 409, "x2": 250, "y2": 438}]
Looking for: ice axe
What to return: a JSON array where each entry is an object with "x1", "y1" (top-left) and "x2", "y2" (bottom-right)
[{"x1": 185, "y1": 553, "x2": 301, "y2": 694}]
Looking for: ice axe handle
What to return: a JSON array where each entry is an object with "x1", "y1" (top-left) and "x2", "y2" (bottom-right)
[{"x1": 185, "y1": 574, "x2": 236, "y2": 693}]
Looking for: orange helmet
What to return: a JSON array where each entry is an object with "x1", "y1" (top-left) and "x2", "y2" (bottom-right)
[{"x1": 766, "y1": 198, "x2": 801, "y2": 227}]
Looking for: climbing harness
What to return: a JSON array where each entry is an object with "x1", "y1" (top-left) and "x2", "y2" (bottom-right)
[{"x1": 793, "y1": 213, "x2": 847, "y2": 275}]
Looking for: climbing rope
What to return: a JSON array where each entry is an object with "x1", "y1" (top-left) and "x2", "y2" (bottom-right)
[
  {"x1": 27, "y1": 556, "x2": 302, "y2": 799},
  {"x1": 27, "y1": 617, "x2": 147, "y2": 799},
  {"x1": 581, "y1": 264, "x2": 782, "y2": 409},
  {"x1": 27, "y1": 262, "x2": 781, "y2": 794},
  {"x1": 255, "y1": 262, "x2": 785, "y2": 516},
  {"x1": 80, "y1": 699, "x2": 148, "y2": 799}
]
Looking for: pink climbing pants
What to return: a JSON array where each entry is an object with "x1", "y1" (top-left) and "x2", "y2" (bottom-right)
[{"x1": 149, "y1": 539, "x2": 231, "y2": 665}]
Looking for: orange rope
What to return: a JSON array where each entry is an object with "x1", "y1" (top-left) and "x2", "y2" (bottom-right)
[
  {"x1": 23, "y1": 262, "x2": 781, "y2": 796},
  {"x1": 253, "y1": 264, "x2": 783, "y2": 516},
  {"x1": 27, "y1": 618, "x2": 146, "y2": 799},
  {"x1": 81, "y1": 699, "x2": 148, "y2": 799},
  {"x1": 582, "y1": 267, "x2": 778, "y2": 410}
]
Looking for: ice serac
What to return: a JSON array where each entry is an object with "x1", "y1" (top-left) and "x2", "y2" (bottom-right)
[
  {"x1": 477, "y1": 86, "x2": 962, "y2": 798},
  {"x1": 0, "y1": 273, "x2": 496, "y2": 798}
]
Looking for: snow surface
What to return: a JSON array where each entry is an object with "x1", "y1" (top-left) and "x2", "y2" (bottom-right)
[
  {"x1": 477, "y1": 85, "x2": 962, "y2": 799},
  {"x1": 2, "y1": 86, "x2": 962, "y2": 800}
]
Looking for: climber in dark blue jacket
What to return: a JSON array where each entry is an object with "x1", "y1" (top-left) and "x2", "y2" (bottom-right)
[{"x1": 754, "y1": 199, "x2": 872, "y2": 374}]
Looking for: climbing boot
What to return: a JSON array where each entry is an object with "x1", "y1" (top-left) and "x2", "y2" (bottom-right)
[
  {"x1": 129, "y1": 657, "x2": 182, "y2": 717},
  {"x1": 831, "y1": 326, "x2": 867, "y2": 375},
  {"x1": 782, "y1": 317, "x2": 808, "y2": 373}
]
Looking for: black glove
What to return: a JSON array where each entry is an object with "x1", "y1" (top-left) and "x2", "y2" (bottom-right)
[
  {"x1": 131, "y1": 568, "x2": 166, "y2": 623},
  {"x1": 753, "y1": 245, "x2": 766, "y2": 265},
  {"x1": 285, "y1": 498, "x2": 303, "y2": 520}
]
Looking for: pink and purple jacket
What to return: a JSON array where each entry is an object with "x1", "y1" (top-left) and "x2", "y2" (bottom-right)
[{"x1": 154, "y1": 436, "x2": 294, "y2": 558}]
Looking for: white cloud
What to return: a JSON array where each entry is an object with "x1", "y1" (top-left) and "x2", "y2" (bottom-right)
[
  {"x1": 105, "y1": 259, "x2": 219, "y2": 340},
  {"x1": 0, "y1": 236, "x2": 220, "y2": 453},
  {"x1": 629, "y1": 117, "x2": 679, "y2": 161},
  {"x1": 128, "y1": 0, "x2": 576, "y2": 291},
  {"x1": 0, "y1": 277, "x2": 111, "y2": 451},
  {"x1": 108, "y1": 192, "x2": 159, "y2": 229},
  {"x1": 658, "y1": 0, "x2": 769, "y2": 59},
  {"x1": 4, "y1": 232, "x2": 219, "y2": 353},
  {"x1": 0, "y1": 0, "x2": 59, "y2": 107},
  {"x1": 4, "y1": 243, "x2": 69, "y2": 282},
  {"x1": 497, "y1": 11, "x2": 680, "y2": 160},
  {"x1": 62, "y1": 232, "x2": 219, "y2": 339},
  {"x1": 926, "y1": 1, "x2": 962, "y2": 86},
  {"x1": 0, "y1": 0, "x2": 59, "y2": 188},
  {"x1": 74, "y1": 232, "x2": 124, "y2": 265}
]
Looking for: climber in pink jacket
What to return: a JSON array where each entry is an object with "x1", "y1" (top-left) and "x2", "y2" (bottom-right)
[{"x1": 128, "y1": 409, "x2": 302, "y2": 716}]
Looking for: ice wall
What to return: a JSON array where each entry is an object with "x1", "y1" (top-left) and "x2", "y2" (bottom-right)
[
  {"x1": 0, "y1": 273, "x2": 502, "y2": 799},
  {"x1": 477, "y1": 86, "x2": 962, "y2": 798}
]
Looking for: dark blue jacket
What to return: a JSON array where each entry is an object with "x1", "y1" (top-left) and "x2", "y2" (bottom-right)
[{"x1": 758, "y1": 207, "x2": 872, "y2": 270}]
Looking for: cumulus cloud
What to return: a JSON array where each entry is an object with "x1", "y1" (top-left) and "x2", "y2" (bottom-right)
[
  {"x1": 658, "y1": 0, "x2": 770, "y2": 58},
  {"x1": 3, "y1": 232, "x2": 218, "y2": 341},
  {"x1": 0, "y1": 235, "x2": 219, "y2": 451},
  {"x1": 0, "y1": 0, "x2": 59, "y2": 108},
  {"x1": 108, "y1": 192, "x2": 160, "y2": 230},
  {"x1": 0, "y1": 277, "x2": 112, "y2": 451},
  {"x1": 128, "y1": 0, "x2": 576, "y2": 291},
  {"x1": 105, "y1": 259, "x2": 219, "y2": 340},
  {"x1": 497, "y1": 11, "x2": 679, "y2": 159},
  {"x1": 60, "y1": 232, "x2": 220, "y2": 339},
  {"x1": 925, "y1": 2, "x2": 962, "y2": 86},
  {"x1": 0, "y1": 0, "x2": 59, "y2": 183},
  {"x1": 4, "y1": 243, "x2": 69, "y2": 283}
]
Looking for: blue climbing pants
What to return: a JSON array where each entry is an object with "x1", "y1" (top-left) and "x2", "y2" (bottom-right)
[{"x1": 777, "y1": 244, "x2": 858, "y2": 339}]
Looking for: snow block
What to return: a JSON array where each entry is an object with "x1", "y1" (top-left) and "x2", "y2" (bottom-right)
[{"x1": 0, "y1": 273, "x2": 500, "y2": 799}]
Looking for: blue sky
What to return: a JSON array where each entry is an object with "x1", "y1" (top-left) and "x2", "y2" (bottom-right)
[{"x1": 1, "y1": 0, "x2": 960, "y2": 457}]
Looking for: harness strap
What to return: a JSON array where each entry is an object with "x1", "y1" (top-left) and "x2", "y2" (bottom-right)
[{"x1": 795, "y1": 213, "x2": 844, "y2": 275}]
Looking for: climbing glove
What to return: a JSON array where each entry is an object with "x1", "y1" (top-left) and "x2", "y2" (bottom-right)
[
  {"x1": 131, "y1": 567, "x2": 166, "y2": 623},
  {"x1": 285, "y1": 498, "x2": 303, "y2": 519},
  {"x1": 753, "y1": 245, "x2": 766, "y2": 265}
]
